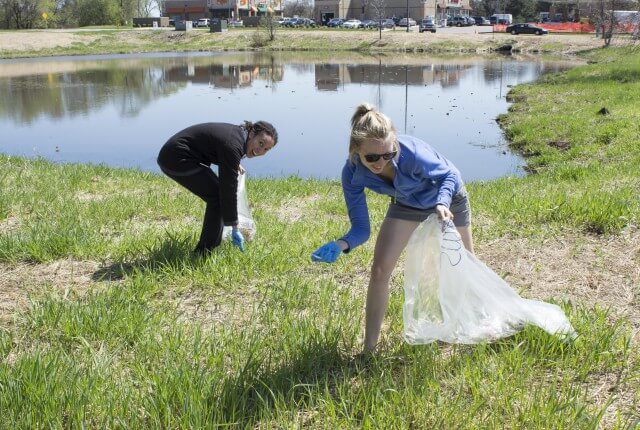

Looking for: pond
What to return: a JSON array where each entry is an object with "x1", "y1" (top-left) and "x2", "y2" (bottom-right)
[{"x1": 0, "y1": 52, "x2": 575, "y2": 181}]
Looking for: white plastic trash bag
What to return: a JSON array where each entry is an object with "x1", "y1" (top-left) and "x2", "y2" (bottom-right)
[
  {"x1": 222, "y1": 172, "x2": 256, "y2": 241},
  {"x1": 403, "y1": 214, "x2": 576, "y2": 344}
]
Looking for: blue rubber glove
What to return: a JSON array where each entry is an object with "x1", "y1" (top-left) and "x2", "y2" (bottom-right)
[
  {"x1": 311, "y1": 241, "x2": 342, "y2": 263},
  {"x1": 232, "y1": 228, "x2": 245, "y2": 252}
]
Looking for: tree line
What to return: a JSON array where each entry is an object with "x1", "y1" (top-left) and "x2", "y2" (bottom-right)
[
  {"x1": 470, "y1": 0, "x2": 638, "y2": 25},
  {"x1": 0, "y1": 0, "x2": 159, "y2": 29}
]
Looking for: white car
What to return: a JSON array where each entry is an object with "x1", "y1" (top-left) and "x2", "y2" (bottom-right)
[
  {"x1": 398, "y1": 18, "x2": 417, "y2": 27},
  {"x1": 341, "y1": 19, "x2": 362, "y2": 29},
  {"x1": 197, "y1": 18, "x2": 210, "y2": 27}
]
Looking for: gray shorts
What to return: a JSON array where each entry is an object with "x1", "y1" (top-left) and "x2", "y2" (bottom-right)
[{"x1": 386, "y1": 186, "x2": 471, "y2": 227}]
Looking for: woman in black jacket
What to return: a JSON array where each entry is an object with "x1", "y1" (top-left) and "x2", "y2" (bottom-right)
[{"x1": 157, "y1": 121, "x2": 278, "y2": 254}]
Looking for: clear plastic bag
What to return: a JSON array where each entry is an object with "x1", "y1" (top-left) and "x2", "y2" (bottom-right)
[
  {"x1": 403, "y1": 214, "x2": 576, "y2": 344},
  {"x1": 222, "y1": 172, "x2": 256, "y2": 241}
]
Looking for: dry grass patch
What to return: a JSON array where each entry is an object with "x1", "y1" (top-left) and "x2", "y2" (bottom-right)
[
  {"x1": 75, "y1": 190, "x2": 106, "y2": 202},
  {"x1": 477, "y1": 227, "x2": 640, "y2": 345},
  {"x1": 0, "y1": 216, "x2": 21, "y2": 234},
  {"x1": 587, "y1": 368, "x2": 640, "y2": 428},
  {"x1": 0, "y1": 30, "x2": 99, "y2": 51},
  {"x1": 126, "y1": 215, "x2": 199, "y2": 234},
  {"x1": 169, "y1": 285, "x2": 264, "y2": 330},
  {"x1": 269, "y1": 194, "x2": 322, "y2": 224},
  {"x1": 0, "y1": 259, "x2": 105, "y2": 327},
  {"x1": 0, "y1": 28, "x2": 622, "y2": 58}
]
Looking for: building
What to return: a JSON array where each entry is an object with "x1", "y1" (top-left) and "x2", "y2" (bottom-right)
[
  {"x1": 161, "y1": 0, "x2": 282, "y2": 20},
  {"x1": 314, "y1": 0, "x2": 471, "y2": 24}
]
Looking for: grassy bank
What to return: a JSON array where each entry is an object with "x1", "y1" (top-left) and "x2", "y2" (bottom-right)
[
  {"x1": 0, "y1": 26, "x2": 613, "y2": 59},
  {"x1": 0, "y1": 47, "x2": 638, "y2": 427}
]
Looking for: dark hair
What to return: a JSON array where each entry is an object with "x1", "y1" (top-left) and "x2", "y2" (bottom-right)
[{"x1": 243, "y1": 120, "x2": 278, "y2": 145}]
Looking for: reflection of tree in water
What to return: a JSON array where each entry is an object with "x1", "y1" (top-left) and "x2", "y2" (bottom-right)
[
  {"x1": 0, "y1": 67, "x2": 184, "y2": 125},
  {"x1": 0, "y1": 55, "x2": 575, "y2": 125},
  {"x1": 0, "y1": 55, "x2": 287, "y2": 124}
]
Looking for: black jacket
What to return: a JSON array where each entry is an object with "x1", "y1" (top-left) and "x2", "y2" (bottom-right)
[{"x1": 157, "y1": 122, "x2": 247, "y2": 226}]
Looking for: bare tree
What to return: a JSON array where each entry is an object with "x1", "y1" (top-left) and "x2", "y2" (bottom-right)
[
  {"x1": 260, "y1": 14, "x2": 278, "y2": 41},
  {"x1": 283, "y1": 0, "x2": 312, "y2": 17},
  {"x1": 368, "y1": 0, "x2": 386, "y2": 39},
  {"x1": 590, "y1": 0, "x2": 618, "y2": 46},
  {"x1": 590, "y1": 0, "x2": 640, "y2": 46},
  {"x1": 136, "y1": 0, "x2": 159, "y2": 17}
]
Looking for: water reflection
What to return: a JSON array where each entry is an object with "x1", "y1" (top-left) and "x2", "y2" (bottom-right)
[
  {"x1": 315, "y1": 63, "x2": 477, "y2": 90},
  {"x1": 0, "y1": 52, "x2": 576, "y2": 180},
  {"x1": 0, "y1": 61, "x2": 184, "y2": 123}
]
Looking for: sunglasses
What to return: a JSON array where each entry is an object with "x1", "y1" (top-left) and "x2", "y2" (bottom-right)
[{"x1": 363, "y1": 150, "x2": 397, "y2": 163}]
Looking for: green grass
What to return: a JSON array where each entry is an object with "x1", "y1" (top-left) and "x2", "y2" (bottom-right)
[
  {"x1": 491, "y1": 46, "x2": 640, "y2": 236},
  {"x1": 0, "y1": 27, "x2": 594, "y2": 59},
  {"x1": 0, "y1": 46, "x2": 639, "y2": 427}
]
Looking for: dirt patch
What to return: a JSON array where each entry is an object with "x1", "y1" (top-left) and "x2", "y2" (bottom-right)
[
  {"x1": 0, "y1": 259, "x2": 104, "y2": 327},
  {"x1": 476, "y1": 227, "x2": 640, "y2": 344}
]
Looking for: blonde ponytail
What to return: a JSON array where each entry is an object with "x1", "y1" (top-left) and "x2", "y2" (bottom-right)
[{"x1": 348, "y1": 103, "x2": 397, "y2": 162}]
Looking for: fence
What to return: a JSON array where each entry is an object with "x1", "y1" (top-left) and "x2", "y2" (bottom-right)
[{"x1": 494, "y1": 21, "x2": 639, "y2": 34}]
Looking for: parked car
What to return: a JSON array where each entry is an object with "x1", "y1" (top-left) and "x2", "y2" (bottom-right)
[
  {"x1": 327, "y1": 18, "x2": 344, "y2": 28},
  {"x1": 490, "y1": 14, "x2": 513, "y2": 25},
  {"x1": 342, "y1": 19, "x2": 363, "y2": 29},
  {"x1": 276, "y1": 17, "x2": 290, "y2": 25},
  {"x1": 472, "y1": 16, "x2": 491, "y2": 25},
  {"x1": 283, "y1": 17, "x2": 302, "y2": 27},
  {"x1": 419, "y1": 17, "x2": 436, "y2": 33},
  {"x1": 287, "y1": 17, "x2": 315, "y2": 27},
  {"x1": 448, "y1": 16, "x2": 473, "y2": 26},
  {"x1": 505, "y1": 23, "x2": 549, "y2": 35},
  {"x1": 380, "y1": 18, "x2": 396, "y2": 29},
  {"x1": 227, "y1": 19, "x2": 243, "y2": 27},
  {"x1": 361, "y1": 19, "x2": 379, "y2": 29},
  {"x1": 197, "y1": 18, "x2": 210, "y2": 27},
  {"x1": 300, "y1": 18, "x2": 317, "y2": 27},
  {"x1": 398, "y1": 18, "x2": 417, "y2": 27}
]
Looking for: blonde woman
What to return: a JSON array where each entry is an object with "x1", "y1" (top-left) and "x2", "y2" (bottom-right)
[{"x1": 312, "y1": 103, "x2": 474, "y2": 353}]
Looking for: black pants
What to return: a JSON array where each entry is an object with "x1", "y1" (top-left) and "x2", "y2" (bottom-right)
[{"x1": 159, "y1": 165, "x2": 224, "y2": 252}]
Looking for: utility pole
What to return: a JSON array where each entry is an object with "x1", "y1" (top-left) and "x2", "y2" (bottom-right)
[{"x1": 406, "y1": 0, "x2": 409, "y2": 32}]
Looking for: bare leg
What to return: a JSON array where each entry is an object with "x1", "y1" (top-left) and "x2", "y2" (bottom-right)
[
  {"x1": 364, "y1": 217, "x2": 419, "y2": 352},
  {"x1": 456, "y1": 225, "x2": 474, "y2": 254}
]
